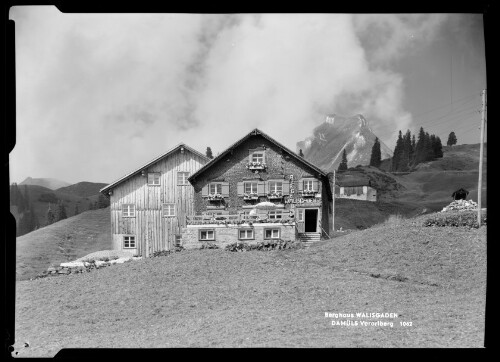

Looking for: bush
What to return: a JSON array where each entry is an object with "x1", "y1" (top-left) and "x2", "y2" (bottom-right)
[
  {"x1": 200, "y1": 242, "x2": 219, "y2": 250},
  {"x1": 423, "y1": 210, "x2": 486, "y2": 228},
  {"x1": 224, "y1": 239, "x2": 304, "y2": 252}
]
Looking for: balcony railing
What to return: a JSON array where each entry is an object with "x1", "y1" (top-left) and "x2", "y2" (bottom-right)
[{"x1": 186, "y1": 213, "x2": 295, "y2": 226}]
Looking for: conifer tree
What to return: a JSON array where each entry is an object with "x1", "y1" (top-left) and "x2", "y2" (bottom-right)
[
  {"x1": 410, "y1": 134, "x2": 416, "y2": 164},
  {"x1": 74, "y1": 204, "x2": 80, "y2": 216},
  {"x1": 97, "y1": 194, "x2": 109, "y2": 209},
  {"x1": 55, "y1": 201, "x2": 67, "y2": 221},
  {"x1": 392, "y1": 131, "x2": 404, "y2": 171},
  {"x1": 206, "y1": 147, "x2": 214, "y2": 159},
  {"x1": 425, "y1": 132, "x2": 435, "y2": 161},
  {"x1": 414, "y1": 127, "x2": 426, "y2": 165},
  {"x1": 447, "y1": 131, "x2": 457, "y2": 146},
  {"x1": 46, "y1": 203, "x2": 55, "y2": 225},
  {"x1": 434, "y1": 136, "x2": 443, "y2": 158},
  {"x1": 299, "y1": 149, "x2": 304, "y2": 158},
  {"x1": 28, "y1": 204, "x2": 38, "y2": 231},
  {"x1": 369, "y1": 137, "x2": 381, "y2": 168},
  {"x1": 337, "y1": 149, "x2": 348, "y2": 172}
]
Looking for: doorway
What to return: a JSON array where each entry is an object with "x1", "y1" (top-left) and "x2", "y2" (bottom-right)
[{"x1": 304, "y1": 209, "x2": 318, "y2": 232}]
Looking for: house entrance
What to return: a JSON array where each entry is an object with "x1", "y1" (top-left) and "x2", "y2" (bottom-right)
[{"x1": 304, "y1": 209, "x2": 318, "y2": 232}]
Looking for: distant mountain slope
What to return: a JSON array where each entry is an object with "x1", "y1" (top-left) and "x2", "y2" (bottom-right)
[
  {"x1": 56, "y1": 181, "x2": 108, "y2": 198},
  {"x1": 19, "y1": 177, "x2": 71, "y2": 190},
  {"x1": 15, "y1": 208, "x2": 112, "y2": 281},
  {"x1": 297, "y1": 114, "x2": 393, "y2": 172}
]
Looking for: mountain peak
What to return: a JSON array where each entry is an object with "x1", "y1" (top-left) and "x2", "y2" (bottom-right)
[{"x1": 297, "y1": 114, "x2": 392, "y2": 172}]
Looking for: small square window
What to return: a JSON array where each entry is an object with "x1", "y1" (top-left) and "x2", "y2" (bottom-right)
[
  {"x1": 122, "y1": 204, "x2": 136, "y2": 217},
  {"x1": 238, "y1": 229, "x2": 254, "y2": 240},
  {"x1": 123, "y1": 235, "x2": 136, "y2": 248},
  {"x1": 199, "y1": 229, "x2": 215, "y2": 241},
  {"x1": 178, "y1": 172, "x2": 190, "y2": 185},
  {"x1": 264, "y1": 228, "x2": 280, "y2": 239},
  {"x1": 268, "y1": 211, "x2": 283, "y2": 219},
  {"x1": 174, "y1": 234, "x2": 181, "y2": 247},
  {"x1": 252, "y1": 152, "x2": 264, "y2": 163},
  {"x1": 269, "y1": 181, "x2": 283, "y2": 194},
  {"x1": 148, "y1": 173, "x2": 161, "y2": 186},
  {"x1": 163, "y1": 203, "x2": 175, "y2": 217}
]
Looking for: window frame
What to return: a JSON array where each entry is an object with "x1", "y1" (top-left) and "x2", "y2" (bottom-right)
[
  {"x1": 122, "y1": 204, "x2": 136, "y2": 217},
  {"x1": 303, "y1": 179, "x2": 314, "y2": 191},
  {"x1": 162, "y1": 203, "x2": 176, "y2": 217},
  {"x1": 199, "y1": 229, "x2": 215, "y2": 241},
  {"x1": 123, "y1": 235, "x2": 136, "y2": 249},
  {"x1": 268, "y1": 210, "x2": 283, "y2": 219},
  {"x1": 297, "y1": 209, "x2": 304, "y2": 222},
  {"x1": 268, "y1": 181, "x2": 283, "y2": 194},
  {"x1": 251, "y1": 152, "x2": 265, "y2": 163},
  {"x1": 177, "y1": 171, "x2": 190, "y2": 186},
  {"x1": 244, "y1": 181, "x2": 258, "y2": 194},
  {"x1": 264, "y1": 228, "x2": 281, "y2": 240},
  {"x1": 238, "y1": 228, "x2": 255, "y2": 240},
  {"x1": 209, "y1": 183, "x2": 222, "y2": 195},
  {"x1": 147, "y1": 172, "x2": 161, "y2": 186}
]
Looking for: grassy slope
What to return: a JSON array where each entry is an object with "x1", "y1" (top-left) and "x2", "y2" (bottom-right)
[
  {"x1": 16, "y1": 208, "x2": 112, "y2": 281},
  {"x1": 13, "y1": 216, "x2": 485, "y2": 355},
  {"x1": 55, "y1": 182, "x2": 108, "y2": 198}
]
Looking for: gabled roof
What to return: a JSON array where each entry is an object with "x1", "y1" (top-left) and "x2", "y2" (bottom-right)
[
  {"x1": 188, "y1": 128, "x2": 329, "y2": 183},
  {"x1": 100, "y1": 143, "x2": 209, "y2": 194}
]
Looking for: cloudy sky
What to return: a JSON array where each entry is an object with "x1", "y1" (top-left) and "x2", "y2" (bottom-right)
[{"x1": 9, "y1": 8, "x2": 486, "y2": 184}]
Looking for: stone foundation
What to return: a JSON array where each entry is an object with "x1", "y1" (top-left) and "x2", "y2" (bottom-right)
[{"x1": 181, "y1": 223, "x2": 296, "y2": 249}]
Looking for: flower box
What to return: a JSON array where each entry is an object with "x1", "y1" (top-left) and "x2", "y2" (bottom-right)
[
  {"x1": 243, "y1": 193, "x2": 259, "y2": 200},
  {"x1": 207, "y1": 193, "x2": 223, "y2": 201},
  {"x1": 246, "y1": 162, "x2": 267, "y2": 170},
  {"x1": 267, "y1": 193, "x2": 283, "y2": 200},
  {"x1": 301, "y1": 190, "x2": 317, "y2": 197}
]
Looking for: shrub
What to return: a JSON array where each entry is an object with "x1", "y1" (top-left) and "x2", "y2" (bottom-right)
[
  {"x1": 224, "y1": 239, "x2": 304, "y2": 252},
  {"x1": 200, "y1": 242, "x2": 219, "y2": 250},
  {"x1": 423, "y1": 210, "x2": 486, "y2": 228}
]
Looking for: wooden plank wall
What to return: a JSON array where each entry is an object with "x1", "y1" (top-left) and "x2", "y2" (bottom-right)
[{"x1": 110, "y1": 149, "x2": 206, "y2": 256}]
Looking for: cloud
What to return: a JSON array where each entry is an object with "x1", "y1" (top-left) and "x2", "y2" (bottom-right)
[{"x1": 9, "y1": 10, "x2": 451, "y2": 183}]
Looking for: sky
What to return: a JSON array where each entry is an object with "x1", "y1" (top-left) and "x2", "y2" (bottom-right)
[{"x1": 9, "y1": 9, "x2": 487, "y2": 184}]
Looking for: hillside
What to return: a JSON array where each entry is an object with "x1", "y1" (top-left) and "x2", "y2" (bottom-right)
[
  {"x1": 19, "y1": 177, "x2": 71, "y2": 190},
  {"x1": 332, "y1": 143, "x2": 487, "y2": 230},
  {"x1": 12, "y1": 216, "x2": 485, "y2": 355},
  {"x1": 15, "y1": 208, "x2": 111, "y2": 281},
  {"x1": 297, "y1": 114, "x2": 392, "y2": 172},
  {"x1": 55, "y1": 181, "x2": 108, "y2": 198}
]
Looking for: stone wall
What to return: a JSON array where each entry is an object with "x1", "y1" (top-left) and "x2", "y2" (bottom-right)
[{"x1": 181, "y1": 223, "x2": 296, "y2": 249}]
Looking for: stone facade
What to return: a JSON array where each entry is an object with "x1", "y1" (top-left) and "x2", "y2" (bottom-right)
[
  {"x1": 181, "y1": 223, "x2": 296, "y2": 249},
  {"x1": 182, "y1": 130, "x2": 334, "y2": 247}
]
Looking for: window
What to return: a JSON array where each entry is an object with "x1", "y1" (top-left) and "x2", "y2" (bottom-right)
[
  {"x1": 123, "y1": 235, "x2": 136, "y2": 248},
  {"x1": 178, "y1": 172, "x2": 190, "y2": 185},
  {"x1": 122, "y1": 204, "x2": 135, "y2": 217},
  {"x1": 244, "y1": 182, "x2": 258, "y2": 194},
  {"x1": 303, "y1": 180, "x2": 314, "y2": 191},
  {"x1": 269, "y1": 181, "x2": 283, "y2": 193},
  {"x1": 297, "y1": 209, "x2": 304, "y2": 222},
  {"x1": 238, "y1": 229, "x2": 254, "y2": 240},
  {"x1": 199, "y1": 229, "x2": 215, "y2": 241},
  {"x1": 264, "y1": 228, "x2": 280, "y2": 239},
  {"x1": 174, "y1": 234, "x2": 181, "y2": 247},
  {"x1": 147, "y1": 173, "x2": 160, "y2": 186},
  {"x1": 209, "y1": 183, "x2": 222, "y2": 195},
  {"x1": 162, "y1": 203, "x2": 175, "y2": 217},
  {"x1": 268, "y1": 210, "x2": 283, "y2": 219},
  {"x1": 251, "y1": 152, "x2": 265, "y2": 163}
]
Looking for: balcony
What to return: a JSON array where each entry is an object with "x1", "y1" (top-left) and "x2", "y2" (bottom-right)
[{"x1": 186, "y1": 213, "x2": 295, "y2": 226}]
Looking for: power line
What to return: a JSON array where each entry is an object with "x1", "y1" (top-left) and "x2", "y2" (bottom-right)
[{"x1": 409, "y1": 92, "x2": 481, "y2": 120}]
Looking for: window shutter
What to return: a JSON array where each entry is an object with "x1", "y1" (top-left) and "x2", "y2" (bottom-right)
[
  {"x1": 257, "y1": 181, "x2": 265, "y2": 196},
  {"x1": 221, "y1": 182, "x2": 230, "y2": 197},
  {"x1": 201, "y1": 184, "x2": 209, "y2": 197},
  {"x1": 312, "y1": 180, "x2": 319, "y2": 192},
  {"x1": 282, "y1": 181, "x2": 290, "y2": 195},
  {"x1": 237, "y1": 182, "x2": 244, "y2": 196},
  {"x1": 264, "y1": 181, "x2": 269, "y2": 195},
  {"x1": 297, "y1": 179, "x2": 303, "y2": 192}
]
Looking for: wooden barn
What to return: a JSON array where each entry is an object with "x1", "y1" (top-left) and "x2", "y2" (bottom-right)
[
  {"x1": 99, "y1": 144, "x2": 209, "y2": 257},
  {"x1": 181, "y1": 128, "x2": 334, "y2": 249}
]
